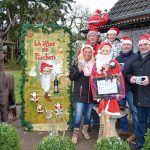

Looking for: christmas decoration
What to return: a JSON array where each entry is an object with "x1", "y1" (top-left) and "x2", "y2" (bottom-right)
[
  {"x1": 37, "y1": 104, "x2": 44, "y2": 113},
  {"x1": 30, "y1": 92, "x2": 39, "y2": 102},
  {"x1": 20, "y1": 23, "x2": 74, "y2": 130}
]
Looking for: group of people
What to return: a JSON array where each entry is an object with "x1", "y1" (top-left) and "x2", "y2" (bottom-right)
[{"x1": 69, "y1": 26, "x2": 150, "y2": 150}]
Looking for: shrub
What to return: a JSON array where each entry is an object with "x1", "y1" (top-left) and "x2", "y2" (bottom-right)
[
  {"x1": 94, "y1": 137, "x2": 130, "y2": 150},
  {"x1": 143, "y1": 129, "x2": 150, "y2": 150},
  {"x1": 36, "y1": 136, "x2": 76, "y2": 150},
  {"x1": 0, "y1": 124, "x2": 20, "y2": 150}
]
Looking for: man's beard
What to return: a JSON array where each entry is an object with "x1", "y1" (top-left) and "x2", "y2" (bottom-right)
[
  {"x1": 95, "y1": 54, "x2": 112, "y2": 73},
  {"x1": 41, "y1": 74, "x2": 51, "y2": 92}
]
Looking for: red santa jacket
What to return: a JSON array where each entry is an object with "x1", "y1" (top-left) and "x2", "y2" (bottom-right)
[{"x1": 90, "y1": 59, "x2": 125, "y2": 101}]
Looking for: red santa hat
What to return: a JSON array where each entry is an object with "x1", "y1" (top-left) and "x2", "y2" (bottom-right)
[
  {"x1": 87, "y1": 28, "x2": 99, "y2": 37},
  {"x1": 120, "y1": 36, "x2": 132, "y2": 45},
  {"x1": 87, "y1": 9, "x2": 109, "y2": 30},
  {"x1": 40, "y1": 62, "x2": 53, "y2": 73},
  {"x1": 138, "y1": 34, "x2": 150, "y2": 45},
  {"x1": 81, "y1": 44, "x2": 94, "y2": 53},
  {"x1": 107, "y1": 28, "x2": 120, "y2": 35},
  {"x1": 97, "y1": 42, "x2": 112, "y2": 54}
]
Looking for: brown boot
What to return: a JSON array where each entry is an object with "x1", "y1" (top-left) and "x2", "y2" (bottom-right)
[
  {"x1": 11, "y1": 107, "x2": 17, "y2": 121},
  {"x1": 127, "y1": 133, "x2": 136, "y2": 142},
  {"x1": 82, "y1": 125, "x2": 90, "y2": 140},
  {"x1": 72, "y1": 128, "x2": 79, "y2": 144}
]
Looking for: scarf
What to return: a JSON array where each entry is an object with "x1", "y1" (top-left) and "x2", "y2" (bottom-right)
[{"x1": 82, "y1": 60, "x2": 94, "y2": 76}]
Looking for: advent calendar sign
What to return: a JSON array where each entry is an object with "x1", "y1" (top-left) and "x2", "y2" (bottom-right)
[
  {"x1": 97, "y1": 78, "x2": 118, "y2": 95},
  {"x1": 20, "y1": 23, "x2": 72, "y2": 131},
  {"x1": 93, "y1": 76, "x2": 121, "y2": 100}
]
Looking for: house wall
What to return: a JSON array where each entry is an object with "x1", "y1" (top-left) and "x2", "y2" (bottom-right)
[{"x1": 120, "y1": 27, "x2": 150, "y2": 52}]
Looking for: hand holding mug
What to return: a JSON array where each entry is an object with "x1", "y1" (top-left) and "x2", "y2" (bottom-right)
[{"x1": 140, "y1": 76, "x2": 149, "y2": 86}]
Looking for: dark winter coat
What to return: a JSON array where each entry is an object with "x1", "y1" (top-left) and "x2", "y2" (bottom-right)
[
  {"x1": 126, "y1": 51, "x2": 150, "y2": 107},
  {"x1": 116, "y1": 51, "x2": 137, "y2": 91},
  {"x1": 69, "y1": 64, "x2": 93, "y2": 103}
]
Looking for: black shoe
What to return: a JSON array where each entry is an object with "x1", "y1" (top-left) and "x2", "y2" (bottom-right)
[{"x1": 129, "y1": 142, "x2": 143, "y2": 150}]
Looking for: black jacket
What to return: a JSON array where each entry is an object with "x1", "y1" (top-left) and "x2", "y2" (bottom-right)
[
  {"x1": 126, "y1": 52, "x2": 150, "y2": 107},
  {"x1": 116, "y1": 51, "x2": 137, "y2": 91},
  {"x1": 69, "y1": 64, "x2": 93, "y2": 103}
]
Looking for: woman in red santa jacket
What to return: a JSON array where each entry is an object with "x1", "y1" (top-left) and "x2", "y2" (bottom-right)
[{"x1": 90, "y1": 42, "x2": 125, "y2": 140}]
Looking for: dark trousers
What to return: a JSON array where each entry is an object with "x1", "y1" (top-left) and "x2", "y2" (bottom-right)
[
  {"x1": 136, "y1": 106, "x2": 150, "y2": 146},
  {"x1": 0, "y1": 104, "x2": 8, "y2": 122}
]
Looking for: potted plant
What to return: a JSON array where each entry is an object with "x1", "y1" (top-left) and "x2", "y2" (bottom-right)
[
  {"x1": 0, "y1": 124, "x2": 20, "y2": 150},
  {"x1": 36, "y1": 136, "x2": 76, "y2": 150},
  {"x1": 143, "y1": 129, "x2": 150, "y2": 150},
  {"x1": 94, "y1": 137, "x2": 130, "y2": 150}
]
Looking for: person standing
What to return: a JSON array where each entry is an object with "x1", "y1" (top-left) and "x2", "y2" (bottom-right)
[
  {"x1": 126, "y1": 34, "x2": 150, "y2": 149},
  {"x1": 69, "y1": 45, "x2": 95, "y2": 144},
  {"x1": 116, "y1": 36, "x2": 138, "y2": 142},
  {"x1": 105, "y1": 28, "x2": 121, "y2": 59}
]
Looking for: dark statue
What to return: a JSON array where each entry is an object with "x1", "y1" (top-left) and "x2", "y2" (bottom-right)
[{"x1": 0, "y1": 11, "x2": 17, "y2": 122}]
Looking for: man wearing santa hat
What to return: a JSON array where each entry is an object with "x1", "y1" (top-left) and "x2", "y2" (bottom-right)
[
  {"x1": 40, "y1": 62, "x2": 53, "y2": 102},
  {"x1": 126, "y1": 34, "x2": 150, "y2": 149},
  {"x1": 86, "y1": 9, "x2": 108, "y2": 56},
  {"x1": 116, "y1": 36, "x2": 138, "y2": 142},
  {"x1": 85, "y1": 9, "x2": 109, "y2": 129},
  {"x1": 105, "y1": 27, "x2": 121, "y2": 59}
]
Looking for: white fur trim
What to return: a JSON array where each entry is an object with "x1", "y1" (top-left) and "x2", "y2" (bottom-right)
[
  {"x1": 88, "y1": 20, "x2": 101, "y2": 24},
  {"x1": 97, "y1": 99, "x2": 101, "y2": 102},
  {"x1": 87, "y1": 31, "x2": 98, "y2": 37},
  {"x1": 107, "y1": 30, "x2": 117, "y2": 34},
  {"x1": 104, "y1": 100, "x2": 121, "y2": 116},
  {"x1": 122, "y1": 40, "x2": 132, "y2": 45},
  {"x1": 138, "y1": 40, "x2": 150, "y2": 45},
  {"x1": 98, "y1": 50, "x2": 101, "y2": 54}
]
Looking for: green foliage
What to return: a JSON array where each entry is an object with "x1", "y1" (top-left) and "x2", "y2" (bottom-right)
[
  {"x1": 143, "y1": 129, "x2": 150, "y2": 150},
  {"x1": 95, "y1": 137, "x2": 130, "y2": 150},
  {"x1": 36, "y1": 136, "x2": 76, "y2": 150},
  {"x1": 0, "y1": 124, "x2": 20, "y2": 150},
  {"x1": 0, "y1": 0, "x2": 75, "y2": 42}
]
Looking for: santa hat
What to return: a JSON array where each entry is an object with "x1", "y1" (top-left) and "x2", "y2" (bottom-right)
[
  {"x1": 81, "y1": 44, "x2": 94, "y2": 53},
  {"x1": 87, "y1": 28, "x2": 99, "y2": 37},
  {"x1": 138, "y1": 34, "x2": 150, "y2": 45},
  {"x1": 40, "y1": 62, "x2": 53, "y2": 73},
  {"x1": 87, "y1": 9, "x2": 109, "y2": 30},
  {"x1": 107, "y1": 28, "x2": 120, "y2": 35},
  {"x1": 120, "y1": 36, "x2": 132, "y2": 45},
  {"x1": 97, "y1": 42, "x2": 112, "y2": 54}
]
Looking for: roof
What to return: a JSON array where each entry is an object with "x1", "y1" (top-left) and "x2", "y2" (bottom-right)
[{"x1": 109, "y1": 0, "x2": 150, "y2": 21}]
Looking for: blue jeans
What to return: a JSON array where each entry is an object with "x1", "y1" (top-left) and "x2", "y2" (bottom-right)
[
  {"x1": 136, "y1": 106, "x2": 150, "y2": 146},
  {"x1": 118, "y1": 91, "x2": 138, "y2": 134},
  {"x1": 91, "y1": 107, "x2": 99, "y2": 126},
  {"x1": 74, "y1": 102, "x2": 93, "y2": 128}
]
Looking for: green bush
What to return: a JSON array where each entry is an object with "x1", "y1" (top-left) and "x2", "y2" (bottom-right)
[
  {"x1": 0, "y1": 124, "x2": 20, "y2": 150},
  {"x1": 36, "y1": 136, "x2": 76, "y2": 150},
  {"x1": 94, "y1": 137, "x2": 130, "y2": 150},
  {"x1": 143, "y1": 129, "x2": 150, "y2": 150}
]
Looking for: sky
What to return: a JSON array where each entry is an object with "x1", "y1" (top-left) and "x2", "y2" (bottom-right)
[{"x1": 74, "y1": 0, "x2": 119, "y2": 12}]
